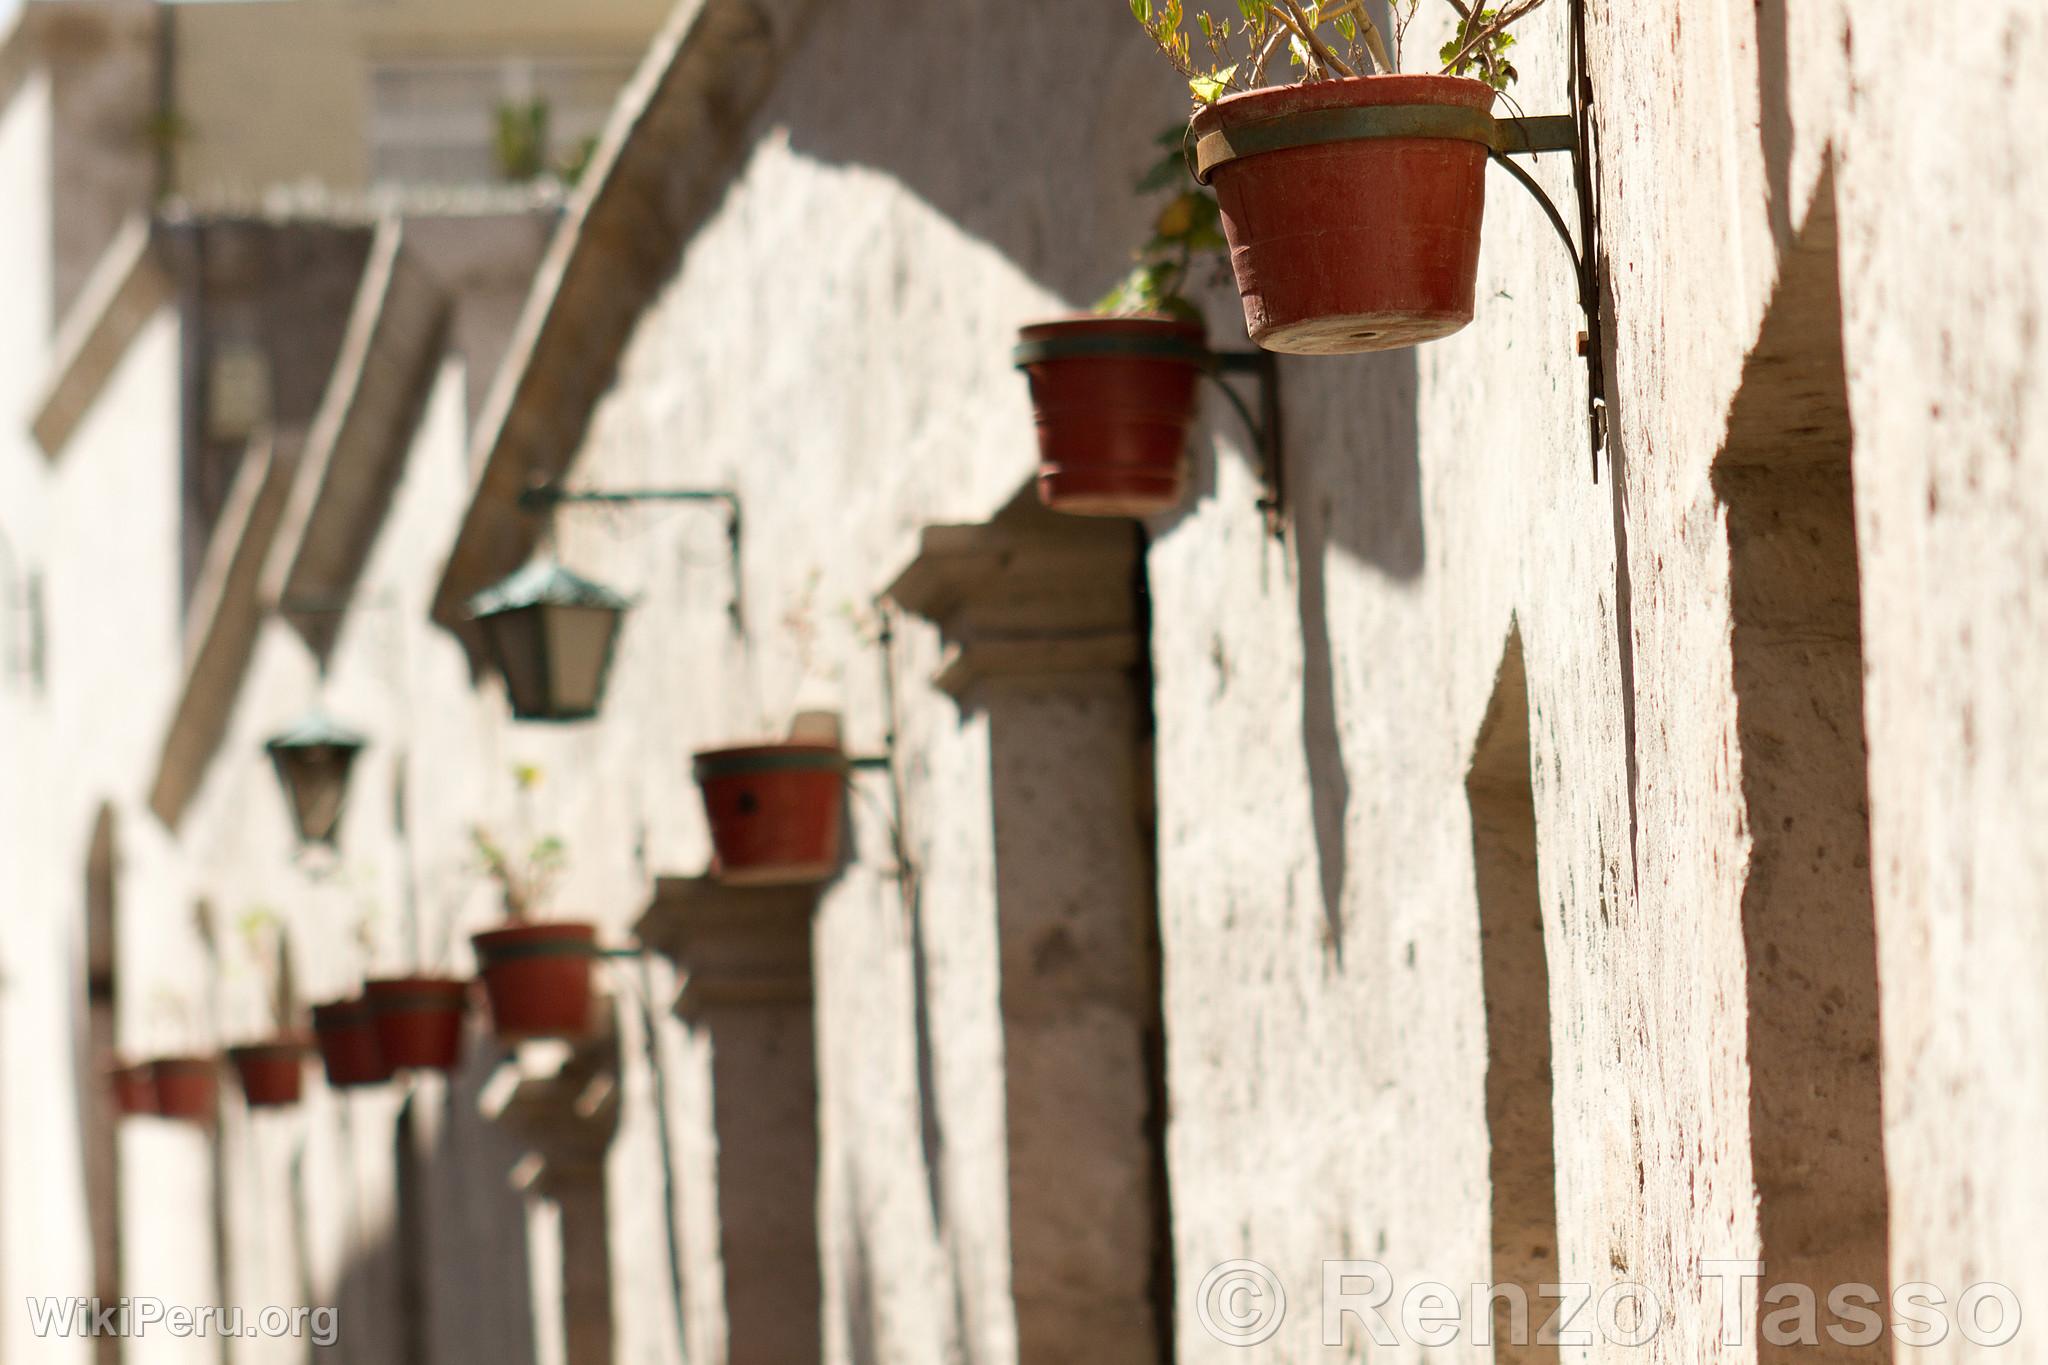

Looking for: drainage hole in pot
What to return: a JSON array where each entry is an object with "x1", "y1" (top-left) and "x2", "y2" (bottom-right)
[{"x1": 737, "y1": 790, "x2": 760, "y2": 814}]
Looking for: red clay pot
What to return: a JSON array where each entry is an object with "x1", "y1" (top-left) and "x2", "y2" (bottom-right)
[
  {"x1": 694, "y1": 743, "x2": 849, "y2": 885},
  {"x1": 363, "y1": 977, "x2": 468, "y2": 1072},
  {"x1": 1014, "y1": 316, "x2": 1209, "y2": 517},
  {"x1": 1192, "y1": 75, "x2": 1497, "y2": 353},
  {"x1": 311, "y1": 998, "x2": 392, "y2": 1088},
  {"x1": 110, "y1": 1063, "x2": 159, "y2": 1118},
  {"x1": 227, "y1": 1042, "x2": 306, "y2": 1108},
  {"x1": 472, "y1": 922, "x2": 600, "y2": 1040},
  {"x1": 150, "y1": 1057, "x2": 218, "y2": 1124}
]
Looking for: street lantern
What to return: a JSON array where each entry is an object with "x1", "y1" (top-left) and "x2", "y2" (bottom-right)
[
  {"x1": 264, "y1": 709, "x2": 367, "y2": 845},
  {"x1": 466, "y1": 559, "x2": 629, "y2": 722}
]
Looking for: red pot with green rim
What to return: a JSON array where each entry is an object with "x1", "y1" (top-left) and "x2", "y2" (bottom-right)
[
  {"x1": 363, "y1": 977, "x2": 468, "y2": 1072},
  {"x1": 110, "y1": 1062, "x2": 159, "y2": 1118},
  {"x1": 1013, "y1": 316, "x2": 1209, "y2": 517},
  {"x1": 694, "y1": 743, "x2": 849, "y2": 885},
  {"x1": 311, "y1": 998, "x2": 392, "y2": 1088},
  {"x1": 472, "y1": 922, "x2": 599, "y2": 1040},
  {"x1": 149, "y1": 1056, "x2": 218, "y2": 1124},
  {"x1": 1190, "y1": 75, "x2": 1498, "y2": 354},
  {"x1": 227, "y1": 1042, "x2": 306, "y2": 1108}
]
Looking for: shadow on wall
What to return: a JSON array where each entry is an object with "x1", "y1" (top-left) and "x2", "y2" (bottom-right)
[
  {"x1": 323, "y1": 1068, "x2": 541, "y2": 1365},
  {"x1": 1714, "y1": 164, "x2": 1892, "y2": 1361},
  {"x1": 1289, "y1": 350, "x2": 1425, "y2": 961},
  {"x1": 772, "y1": 0, "x2": 1429, "y2": 575},
  {"x1": 773, "y1": 2, "x2": 1430, "y2": 973},
  {"x1": 1466, "y1": 625, "x2": 1563, "y2": 1365}
]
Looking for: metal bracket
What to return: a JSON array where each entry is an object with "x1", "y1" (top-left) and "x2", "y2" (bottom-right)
[
  {"x1": 1488, "y1": 120, "x2": 1607, "y2": 478},
  {"x1": 519, "y1": 483, "x2": 745, "y2": 628},
  {"x1": 1208, "y1": 350, "x2": 1285, "y2": 537},
  {"x1": 1493, "y1": 0, "x2": 1608, "y2": 477}
]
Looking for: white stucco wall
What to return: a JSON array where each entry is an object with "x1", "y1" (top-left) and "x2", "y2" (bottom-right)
[{"x1": 5, "y1": 2, "x2": 2047, "y2": 1364}]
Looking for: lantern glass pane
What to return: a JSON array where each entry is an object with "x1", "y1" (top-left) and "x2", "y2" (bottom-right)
[
  {"x1": 483, "y1": 605, "x2": 551, "y2": 720},
  {"x1": 274, "y1": 744, "x2": 355, "y2": 844},
  {"x1": 543, "y1": 604, "x2": 621, "y2": 717}
]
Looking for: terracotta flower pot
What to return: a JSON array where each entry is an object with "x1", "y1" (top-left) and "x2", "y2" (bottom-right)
[
  {"x1": 1013, "y1": 316, "x2": 1209, "y2": 517},
  {"x1": 363, "y1": 977, "x2": 469, "y2": 1072},
  {"x1": 149, "y1": 1056, "x2": 218, "y2": 1124},
  {"x1": 110, "y1": 1063, "x2": 159, "y2": 1118},
  {"x1": 472, "y1": 922, "x2": 599, "y2": 1040},
  {"x1": 311, "y1": 998, "x2": 392, "y2": 1088},
  {"x1": 1191, "y1": 75, "x2": 1497, "y2": 353},
  {"x1": 694, "y1": 743, "x2": 849, "y2": 885},
  {"x1": 227, "y1": 1042, "x2": 306, "y2": 1109}
]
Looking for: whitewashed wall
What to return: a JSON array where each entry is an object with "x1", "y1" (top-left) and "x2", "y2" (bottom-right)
[{"x1": 6, "y1": 1, "x2": 2048, "y2": 1364}]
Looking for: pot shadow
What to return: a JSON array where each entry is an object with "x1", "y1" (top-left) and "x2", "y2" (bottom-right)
[
  {"x1": 773, "y1": 0, "x2": 1188, "y2": 319},
  {"x1": 1285, "y1": 349, "x2": 1424, "y2": 964}
]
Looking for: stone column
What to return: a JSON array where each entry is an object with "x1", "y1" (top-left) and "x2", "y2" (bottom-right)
[
  {"x1": 639, "y1": 876, "x2": 822, "y2": 1365},
  {"x1": 479, "y1": 1027, "x2": 622, "y2": 1365},
  {"x1": 889, "y1": 490, "x2": 1166, "y2": 1364}
]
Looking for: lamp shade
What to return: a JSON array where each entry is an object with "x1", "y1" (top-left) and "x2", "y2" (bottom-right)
[
  {"x1": 466, "y1": 560, "x2": 629, "y2": 722},
  {"x1": 264, "y1": 709, "x2": 367, "y2": 845}
]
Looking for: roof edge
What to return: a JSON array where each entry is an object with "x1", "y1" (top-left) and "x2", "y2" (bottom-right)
[
  {"x1": 258, "y1": 217, "x2": 450, "y2": 654},
  {"x1": 147, "y1": 432, "x2": 297, "y2": 831},
  {"x1": 427, "y1": 0, "x2": 820, "y2": 644},
  {"x1": 30, "y1": 216, "x2": 172, "y2": 459}
]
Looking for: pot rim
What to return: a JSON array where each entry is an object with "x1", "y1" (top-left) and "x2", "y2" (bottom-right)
[
  {"x1": 227, "y1": 1040, "x2": 310, "y2": 1062},
  {"x1": 364, "y1": 977, "x2": 471, "y2": 1011},
  {"x1": 693, "y1": 743, "x2": 850, "y2": 777},
  {"x1": 1192, "y1": 72, "x2": 1496, "y2": 126},
  {"x1": 148, "y1": 1055, "x2": 218, "y2": 1074},
  {"x1": 1017, "y1": 314, "x2": 1207, "y2": 338},
  {"x1": 1190, "y1": 74, "x2": 1500, "y2": 184},
  {"x1": 474, "y1": 921, "x2": 600, "y2": 962},
  {"x1": 1014, "y1": 316, "x2": 1212, "y2": 370}
]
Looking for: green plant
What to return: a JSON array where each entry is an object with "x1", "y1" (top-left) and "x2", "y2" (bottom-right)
[
  {"x1": 1095, "y1": 128, "x2": 1229, "y2": 319},
  {"x1": 1132, "y1": 0, "x2": 1548, "y2": 101},
  {"x1": 473, "y1": 764, "x2": 567, "y2": 921},
  {"x1": 235, "y1": 906, "x2": 298, "y2": 1035},
  {"x1": 494, "y1": 98, "x2": 551, "y2": 182}
]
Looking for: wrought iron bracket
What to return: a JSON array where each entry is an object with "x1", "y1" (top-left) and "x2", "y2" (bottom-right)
[
  {"x1": 1208, "y1": 350, "x2": 1285, "y2": 537},
  {"x1": 519, "y1": 483, "x2": 745, "y2": 628},
  {"x1": 1488, "y1": 116, "x2": 1608, "y2": 477}
]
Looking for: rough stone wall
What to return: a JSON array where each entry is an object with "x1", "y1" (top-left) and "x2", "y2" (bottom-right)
[
  {"x1": 1840, "y1": 3, "x2": 2048, "y2": 1358},
  {"x1": 3, "y1": 3, "x2": 2046, "y2": 1365}
]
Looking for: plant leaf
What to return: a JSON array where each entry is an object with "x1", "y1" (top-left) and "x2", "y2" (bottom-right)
[{"x1": 1190, "y1": 65, "x2": 1237, "y2": 102}]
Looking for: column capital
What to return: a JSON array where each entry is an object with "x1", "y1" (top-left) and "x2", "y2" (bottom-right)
[
  {"x1": 885, "y1": 483, "x2": 1142, "y2": 697},
  {"x1": 635, "y1": 875, "x2": 817, "y2": 1019}
]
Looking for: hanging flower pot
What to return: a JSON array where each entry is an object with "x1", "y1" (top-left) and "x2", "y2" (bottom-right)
[
  {"x1": 694, "y1": 743, "x2": 849, "y2": 885},
  {"x1": 226, "y1": 1042, "x2": 306, "y2": 1109},
  {"x1": 1191, "y1": 75, "x2": 1497, "y2": 354},
  {"x1": 110, "y1": 1062, "x2": 159, "y2": 1118},
  {"x1": 471, "y1": 922, "x2": 599, "y2": 1040},
  {"x1": 149, "y1": 1056, "x2": 218, "y2": 1123},
  {"x1": 363, "y1": 977, "x2": 469, "y2": 1072},
  {"x1": 311, "y1": 998, "x2": 392, "y2": 1088},
  {"x1": 1013, "y1": 316, "x2": 1209, "y2": 517}
]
